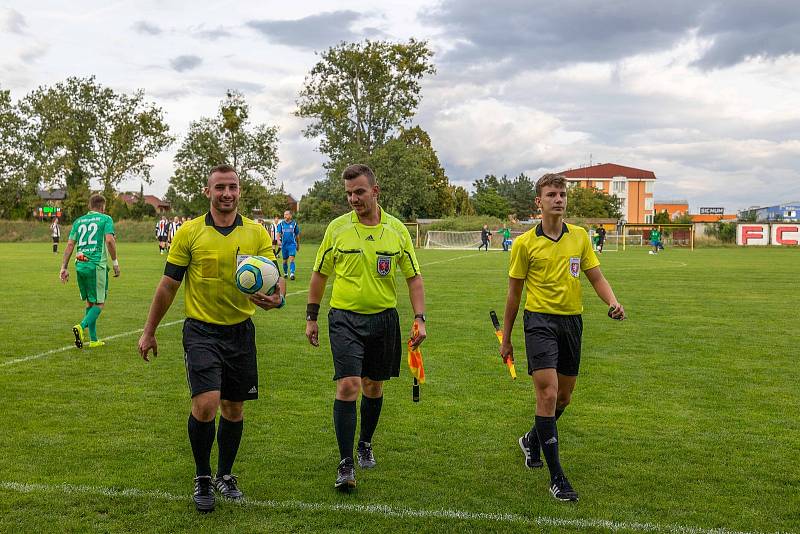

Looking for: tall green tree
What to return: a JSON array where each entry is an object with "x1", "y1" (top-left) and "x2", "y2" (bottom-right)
[
  {"x1": 0, "y1": 88, "x2": 38, "y2": 219},
  {"x1": 451, "y1": 185, "x2": 474, "y2": 216},
  {"x1": 169, "y1": 91, "x2": 280, "y2": 217},
  {"x1": 296, "y1": 39, "x2": 435, "y2": 166},
  {"x1": 472, "y1": 175, "x2": 510, "y2": 218},
  {"x1": 565, "y1": 185, "x2": 622, "y2": 218},
  {"x1": 18, "y1": 76, "x2": 173, "y2": 201},
  {"x1": 496, "y1": 173, "x2": 537, "y2": 219}
]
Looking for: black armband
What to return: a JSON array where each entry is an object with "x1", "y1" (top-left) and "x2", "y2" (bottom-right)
[
  {"x1": 306, "y1": 303, "x2": 320, "y2": 321},
  {"x1": 164, "y1": 261, "x2": 187, "y2": 282}
]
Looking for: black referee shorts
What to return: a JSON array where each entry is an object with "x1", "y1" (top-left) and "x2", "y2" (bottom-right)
[
  {"x1": 183, "y1": 317, "x2": 259, "y2": 401},
  {"x1": 523, "y1": 311, "x2": 583, "y2": 376},
  {"x1": 328, "y1": 308, "x2": 401, "y2": 381}
]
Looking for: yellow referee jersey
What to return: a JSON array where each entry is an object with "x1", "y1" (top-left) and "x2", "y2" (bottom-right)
[
  {"x1": 168, "y1": 213, "x2": 276, "y2": 325},
  {"x1": 314, "y1": 207, "x2": 420, "y2": 314},
  {"x1": 508, "y1": 222, "x2": 599, "y2": 315}
]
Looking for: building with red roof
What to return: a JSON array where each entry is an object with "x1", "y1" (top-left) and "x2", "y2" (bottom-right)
[{"x1": 559, "y1": 163, "x2": 656, "y2": 223}]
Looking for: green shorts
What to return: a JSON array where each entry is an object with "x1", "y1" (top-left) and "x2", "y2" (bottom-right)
[{"x1": 76, "y1": 264, "x2": 109, "y2": 304}]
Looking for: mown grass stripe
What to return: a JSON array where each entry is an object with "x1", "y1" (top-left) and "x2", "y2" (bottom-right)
[{"x1": 1, "y1": 481, "x2": 781, "y2": 534}]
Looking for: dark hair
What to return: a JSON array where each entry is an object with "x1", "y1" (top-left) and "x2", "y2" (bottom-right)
[
  {"x1": 536, "y1": 173, "x2": 568, "y2": 196},
  {"x1": 209, "y1": 164, "x2": 238, "y2": 178},
  {"x1": 89, "y1": 194, "x2": 106, "y2": 210},
  {"x1": 342, "y1": 164, "x2": 376, "y2": 185}
]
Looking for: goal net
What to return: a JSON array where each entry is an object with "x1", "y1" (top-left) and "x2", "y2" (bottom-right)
[
  {"x1": 599, "y1": 234, "x2": 643, "y2": 252},
  {"x1": 424, "y1": 230, "x2": 526, "y2": 250}
]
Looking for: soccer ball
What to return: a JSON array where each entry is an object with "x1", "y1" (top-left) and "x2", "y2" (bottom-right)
[
  {"x1": 648, "y1": 250, "x2": 655, "y2": 255},
  {"x1": 235, "y1": 256, "x2": 280, "y2": 295}
]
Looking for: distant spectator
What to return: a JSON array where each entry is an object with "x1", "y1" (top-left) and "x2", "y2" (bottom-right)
[
  {"x1": 479, "y1": 224, "x2": 492, "y2": 251},
  {"x1": 501, "y1": 225, "x2": 512, "y2": 252},
  {"x1": 596, "y1": 226, "x2": 606, "y2": 254},
  {"x1": 50, "y1": 217, "x2": 61, "y2": 253}
]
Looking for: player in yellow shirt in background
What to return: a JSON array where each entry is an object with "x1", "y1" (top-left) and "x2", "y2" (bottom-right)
[{"x1": 500, "y1": 173, "x2": 625, "y2": 502}]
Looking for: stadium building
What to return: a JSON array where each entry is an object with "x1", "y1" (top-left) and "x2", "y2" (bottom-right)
[
  {"x1": 654, "y1": 200, "x2": 737, "y2": 223},
  {"x1": 738, "y1": 202, "x2": 800, "y2": 222},
  {"x1": 559, "y1": 163, "x2": 656, "y2": 224}
]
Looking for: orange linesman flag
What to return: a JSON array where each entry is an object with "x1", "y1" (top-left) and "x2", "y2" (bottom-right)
[{"x1": 407, "y1": 321, "x2": 425, "y2": 384}]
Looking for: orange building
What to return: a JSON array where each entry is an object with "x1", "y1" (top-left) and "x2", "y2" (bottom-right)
[
  {"x1": 559, "y1": 163, "x2": 656, "y2": 223},
  {"x1": 653, "y1": 200, "x2": 689, "y2": 220}
]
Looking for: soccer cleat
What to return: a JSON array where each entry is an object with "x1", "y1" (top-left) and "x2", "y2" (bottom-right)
[
  {"x1": 289, "y1": 274, "x2": 295, "y2": 280},
  {"x1": 550, "y1": 474, "x2": 579, "y2": 502},
  {"x1": 518, "y1": 433, "x2": 544, "y2": 469},
  {"x1": 193, "y1": 475, "x2": 215, "y2": 513},
  {"x1": 72, "y1": 324, "x2": 85, "y2": 349},
  {"x1": 87, "y1": 340, "x2": 105, "y2": 348},
  {"x1": 334, "y1": 458, "x2": 356, "y2": 490},
  {"x1": 356, "y1": 441, "x2": 376, "y2": 469},
  {"x1": 213, "y1": 474, "x2": 244, "y2": 501}
]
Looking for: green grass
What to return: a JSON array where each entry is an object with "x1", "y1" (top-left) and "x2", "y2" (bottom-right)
[{"x1": 1, "y1": 243, "x2": 798, "y2": 533}]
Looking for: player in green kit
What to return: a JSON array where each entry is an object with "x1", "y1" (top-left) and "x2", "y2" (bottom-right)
[{"x1": 60, "y1": 194, "x2": 120, "y2": 348}]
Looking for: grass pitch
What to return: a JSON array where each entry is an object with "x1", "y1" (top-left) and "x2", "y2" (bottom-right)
[{"x1": 0, "y1": 242, "x2": 798, "y2": 533}]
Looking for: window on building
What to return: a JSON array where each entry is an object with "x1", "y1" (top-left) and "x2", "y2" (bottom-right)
[
  {"x1": 612, "y1": 180, "x2": 626, "y2": 194},
  {"x1": 786, "y1": 210, "x2": 797, "y2": 218},
  {"x1": 645, "y1": 181, "x2": 654, "y2": 194},
  {"x1": 645, "y1": 198, "x2": 654, "y2": 210},
  {"x1": 645, "y1": 214, "x2": 653, "y2": 223}
]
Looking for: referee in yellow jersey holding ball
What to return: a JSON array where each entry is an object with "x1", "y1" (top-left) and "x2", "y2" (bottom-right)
[
  {"x1": 500, "y1": 173, "x2": 625, "y2": 503},
  {"x1": 306, "y1": 164, "x2": 427, "y2": 491},
  {"x1": 138, "y1": 164, "x2": 285, "y2": 513}
]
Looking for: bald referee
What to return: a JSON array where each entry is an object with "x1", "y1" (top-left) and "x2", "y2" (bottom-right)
[
  {"x1": 138, "y1": 164, "x2": 285, "y2": 512},
  {"x1": 305, "y1": 164, "x2": 427, "y2": 491},
  {"x1": 500, "y1": 173, "x2": 625, "y2": 502}
]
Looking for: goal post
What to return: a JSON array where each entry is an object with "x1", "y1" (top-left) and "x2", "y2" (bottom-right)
[
  {"x1": 404, "y1": 222, "x2": 420, "y2": 248},
  {"x1": 424, "y1": 230, "x2": 527, "y2": 250},
  {"x1": 622, "y1": 223, "x2": 695, "y2": 251}
]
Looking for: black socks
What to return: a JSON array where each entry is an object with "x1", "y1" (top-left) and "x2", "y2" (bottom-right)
[
  {"x1": 333, "y1": 399, "x2": 357, "y2": 461},
  {"x1": 535, "y1": 415, "x2": 563, "y2": 480},
  {"x1": 217, "y1": 417, "x2": 243, "y2": 477},
  {"x1": 359, "y1": 395, "x2": 383, "y2": 444},
  {"x1": 188, "y1": 414, "x2": 215, "y2": 477}
]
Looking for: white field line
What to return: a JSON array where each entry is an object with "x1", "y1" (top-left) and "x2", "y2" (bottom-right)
[
  {"x1": 3, "y1": 254, "x2": 473, "y2": 368},
  {"x1": 0, "y1": 481, "x2": 783, "y2": 534},
  {"x1": 1, "y1": 288, "x2": 311, "y2": 368}
]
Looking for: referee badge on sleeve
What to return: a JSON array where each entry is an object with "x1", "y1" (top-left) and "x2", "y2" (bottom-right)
[
  {"x1": 569, "y1": 256, "x2": 581, "y2": 278},
  {"x1": 377, "y1": 256, "x2": 391, "y2": 276}
]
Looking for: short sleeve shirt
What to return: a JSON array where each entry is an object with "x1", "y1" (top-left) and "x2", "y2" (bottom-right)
[
  {"x1": 276, "y1": 220, "x2": 300, "y2": 246},
  {"x1": 508, "y1": 222, "x2": 599, "y2": 315},
  {"x1": 68, "y1": 211, "x2": 115, "y2": 270},
  {"x1": 167, "y1": 213, "x2": 276, "y2": 325},
  {"x1": 313, "y1": 207, "x2": 420, "y2": 314}
]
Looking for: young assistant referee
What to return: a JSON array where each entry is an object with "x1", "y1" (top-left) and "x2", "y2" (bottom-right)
[
  {"x1": 138, "y1": 165, "x2": 285, "y2": 513},
  {"x1": 305, "y1": 164, "x2": 427, "y2": 490},
  {"x1": 500, "y1": 173, "x2": 625, "y2": 502}
]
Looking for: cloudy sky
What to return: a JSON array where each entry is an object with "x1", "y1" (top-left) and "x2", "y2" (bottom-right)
[{"x1": 2, "y1": 0, "x2": 799, "y2": 212}]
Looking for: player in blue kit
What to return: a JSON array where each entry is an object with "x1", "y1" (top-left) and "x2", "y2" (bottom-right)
[{"x1": 276, "y1": 210, "x2": 301, "y2": 280}]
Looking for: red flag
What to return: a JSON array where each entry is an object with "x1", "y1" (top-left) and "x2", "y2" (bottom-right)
[{"x1": 407, "y1": 321, "x2": 425, "y2": 384}]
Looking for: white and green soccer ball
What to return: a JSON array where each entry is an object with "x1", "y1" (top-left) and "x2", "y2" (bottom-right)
[{"x1": 235, "y1": 256, "x2": 279, "y2": 295}]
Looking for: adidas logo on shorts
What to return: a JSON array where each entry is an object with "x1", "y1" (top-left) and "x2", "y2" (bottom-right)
[{"x1": 248, "y1": 386, "x2": 257, "y2": 394}]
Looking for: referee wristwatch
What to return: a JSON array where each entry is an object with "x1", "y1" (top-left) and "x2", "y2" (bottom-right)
[{"x1": 414, "y1": 313, "x2": 426, "y2": 322}]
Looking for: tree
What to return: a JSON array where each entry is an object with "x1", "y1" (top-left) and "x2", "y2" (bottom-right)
[
  {"x1": 0, "y1": 88, "x2": 38, "y2": 219},
  {"x1": 451, "y1": 185, "x2": 474, "y2": 216},
  {"x1": 296, "y1": 39, "x2": 435, "y2": 166},
  {"x1": 565, "y1": 185, "x2": 622, "y2": 219},
  {"x1": 169, "y1": 92, "x2": 280, "y2": 217},
  {"x1": 18, "y1": 76, "x2": 173, "y2": 199},
  {"x1": 496, "y1": 173, "x2": 536, "y2": 219},
  {"x1": 129, "y1": 183, "x2": 156, "y2": 220},
  {"x1": 471, "y1": 175, "x2": 510, "y2": 218},
  {"x1": 653, "y1": 209, "x2": 671, "y2": 224}
]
